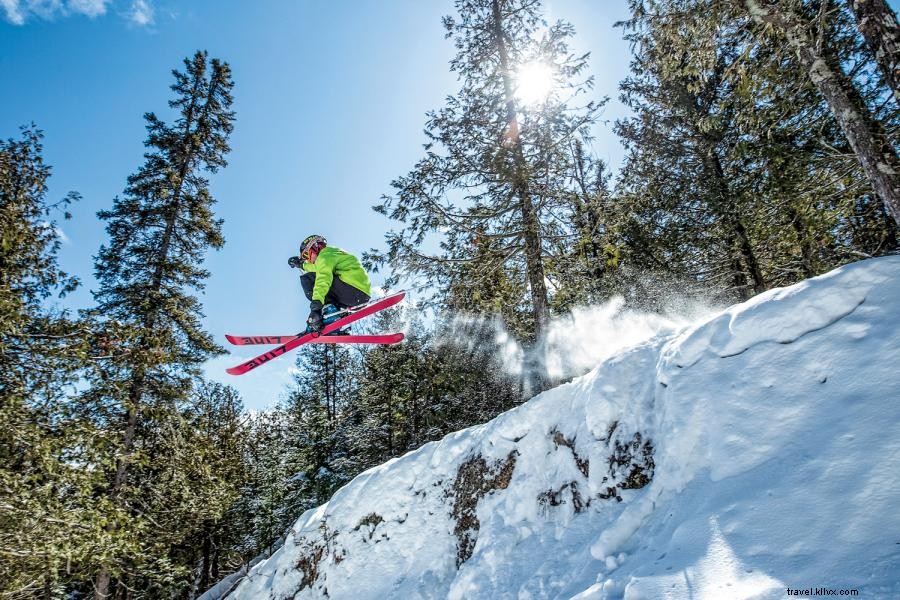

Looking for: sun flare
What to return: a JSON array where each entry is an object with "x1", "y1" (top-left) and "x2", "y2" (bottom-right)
[{"x1": 514, "y1": 60, "x2": 555, "y2": 105}]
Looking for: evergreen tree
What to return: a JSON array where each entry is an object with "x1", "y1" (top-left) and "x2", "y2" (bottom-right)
[
  {"x1": 239, "y1": 410, "x2": 294, "y2": 561},
  {"x1": 83, "y1": 50, "x2": 235, "y2": 598},
  {"x1": 283, "y1": 342, "x2": 361, "y2": 507},
  {"x1": 615, "y1": 0, "x2": 768, "y2": 299},
  {"x1": 352, "y1": 310, "x2": 430, "y2": 464},
  {"x1": 612, "y1": 0, "x2": 897, "y2": 299},
  {"x1": 547, "y1": 143, "x2": 618, "y2": 308},
  {"x1": 352, "y1": 308, "x2": 522, "y2": 466},
  {"x1": 0, "y1": 126, "x2": 99, "y2": 597},
  {"x1": 847, "y1": 0, "x2": 900, "y2": 104},
  {"x1": 741, "y1": 0, "x2": 900, "y2": 225},
  {"x1": 183, "y1": 382, "x2": 246, "y2": 595},
  {"x1": 371, "y1": 0, "x2": 604, "y2": 393}
]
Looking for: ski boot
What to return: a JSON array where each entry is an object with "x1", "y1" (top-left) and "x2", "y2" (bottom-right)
[
  {"x1": 322, "y1": 304, "x2": 342, "y2": 324},
  {"x1": 302, "y1": 305, "x2": 338, "y2": 335},
  {"x1": 316, "y1": 304, "x2": 351, "y2": 336}
]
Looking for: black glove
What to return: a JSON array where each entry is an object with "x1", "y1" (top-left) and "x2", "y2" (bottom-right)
[
  {"x1": 288, "y1": 256, "x2": 302, "y2": 269},
  {"x1": 307, "y1": 300, "x2": 324, "y2": 332}
]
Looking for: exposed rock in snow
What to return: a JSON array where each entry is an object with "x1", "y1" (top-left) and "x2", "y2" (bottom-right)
[{"x1": 229, "y1": 257, "x2": 900, "y2": 599}]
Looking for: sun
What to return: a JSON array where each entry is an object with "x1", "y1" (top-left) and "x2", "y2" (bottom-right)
[{"x1": 514, "y1": 60, "x2": 555, "y2": 106}]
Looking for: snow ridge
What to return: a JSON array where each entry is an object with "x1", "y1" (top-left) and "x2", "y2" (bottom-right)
[{"x1": 229, "y1": 257, "x2": 900, "y2": 600}]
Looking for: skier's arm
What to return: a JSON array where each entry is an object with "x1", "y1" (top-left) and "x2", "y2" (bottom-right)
[{"x1": 310, "y1": 255, "x2": 334, "y2": 303}]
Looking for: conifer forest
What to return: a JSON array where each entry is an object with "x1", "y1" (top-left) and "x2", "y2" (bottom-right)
[{"x1": 1, "y1": 0, "x2": 897, "y2": 597}]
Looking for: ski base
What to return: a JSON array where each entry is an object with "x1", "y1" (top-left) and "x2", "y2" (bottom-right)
[
  {"x1": 225, "y1": 333, "x2": 404, "y2": 346},
  {"x1": 307, "y1": 333, "x2": 404, "y2": 345}
]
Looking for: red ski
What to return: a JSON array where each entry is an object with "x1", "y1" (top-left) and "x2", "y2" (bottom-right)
[
  {"x1": 308, "y1": 333, "x2": 404, "y2": 345},
  {"x1": 226, "y1": 333, "x2": 404, "y2": 346},
  {"x1": 225, "y1": 291, "x2": 405, "y2": 376},
  {"x1": 226, "y1": 334, "x2": 295, "y2": 345}
]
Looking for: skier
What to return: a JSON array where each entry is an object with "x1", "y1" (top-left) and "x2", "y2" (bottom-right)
[{"x1": 288, "y1": 235, "x2": 372, "y2": 333}]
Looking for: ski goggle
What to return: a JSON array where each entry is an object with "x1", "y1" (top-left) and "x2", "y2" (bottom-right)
[
  {"x1": 300, "y1": 241, "x2": 318, "y2": 261},
  {"x1": 300, "y1": 235, "x2": 325, "y2": 261}
]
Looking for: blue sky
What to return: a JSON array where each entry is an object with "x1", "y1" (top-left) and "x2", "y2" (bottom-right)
[{"x1": 1, "y1": 0, "x2": 634, "y2": 410}]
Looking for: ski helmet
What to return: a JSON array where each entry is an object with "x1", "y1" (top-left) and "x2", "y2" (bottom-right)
[{"x1": 300, "y1": 234, "x2": 327, "y2": 261}]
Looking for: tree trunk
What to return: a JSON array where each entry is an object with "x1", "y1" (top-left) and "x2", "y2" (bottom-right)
[
  {"x1": 43, "y1": 563, "x2": 53, "y2": 600},
  {"x1": 490, "y1": 0, "x2": 550, "y2": 335},
  {"x1": 200, "y1": 527, "x2": 211, "y2": 591},
  {"x1": 723, "y1": 228, "x2": 752, "y2": 300},
  {"x1": 744, "y1": 0, "x2": 900, "y2": 226},
  {"x1": 733, "y1": 218, "x2": 767, "y2": 293},
  {"x1": 212, "y1": 531, "x2": 221, "y2": 582},
  {"x1": 848, "y1": 0, "x2": 900, "y2": 104},
  {"x1": 94, "y1": 368, "x2": 146, "y2": 599},
  {"x1": 94, "y1": 69, "x2": 210, "y2": 600},
  {"x1": 94, "y1": 571, "x2": 112, "y2": 600},
  {"x1": 788, "y1": 203, "x2": 817, "y2": 278},
  {"x1": 707, "y1": 148, "x2": 767, "y2": 296},
  {"x1": 875, "y1": 192, "x2": 900, "y2": 250},
  {"x1": 491, "y1": 0, "x2": 551, "y2": 393}
]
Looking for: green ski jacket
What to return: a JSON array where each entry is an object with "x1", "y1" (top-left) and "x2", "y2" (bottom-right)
[{"x1": 303, "y1": 246, "x2": 372, "y2": 303}]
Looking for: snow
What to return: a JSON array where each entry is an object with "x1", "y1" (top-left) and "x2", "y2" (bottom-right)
[{"x1": 228, "y1": 256, "x2": 900, "y2": 599}]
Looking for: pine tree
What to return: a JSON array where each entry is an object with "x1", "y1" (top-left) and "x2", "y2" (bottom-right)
[
  {"x1": 548, "y1": 143, "x2": 618, "y2": 308},
  {"x1": 183, "y1": 382, "x2": 246, "y2": 595},
  {"x1": 742, "y1": 0, "x2": 900, "y2": 225},
  {"x1": 371, "y1": 0, "x2": 604, "y2": 393},
  {"x1": 611, "y1": 0, "x2": 896, "y2": 299},
  {"x1": 847, "y1": 0, "x2": 900, "y2": 104},
  {"x1": 0, "y1": 126, "x2": 99, "y2": 597},
  {"x1": 353, "y1": 310, "x2": 428, "y2": 463},
  {"x1": 239, "y1": 410, "x2": 294, "y2": 560},
  {"x1": 615, "y1": 0, "x2": 768, "y2": 299},
  {"x1": 84, "y1": 50, "x2": 235, "y2": 598},
  {"x1": 283, "y1": 340, "x2": 363, "y2": 508},
  {"x1": 352, "y1": 308, "x2": 522, "y2": 466}
]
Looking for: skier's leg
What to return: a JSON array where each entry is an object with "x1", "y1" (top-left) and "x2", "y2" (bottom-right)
[
  {"x1": 319, "y1": 279, "x2": 370, "y2": 335},
  {"x1": 301, "y1": 273, "x2": 367, "y2": 307},
  {"x1": 326, "y1": 277, "x2": 371, "y2": 308}
]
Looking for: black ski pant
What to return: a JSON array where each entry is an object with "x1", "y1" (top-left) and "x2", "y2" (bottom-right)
[{"x1": 300, "y1": 272, "x2": 370, "y2": 309}]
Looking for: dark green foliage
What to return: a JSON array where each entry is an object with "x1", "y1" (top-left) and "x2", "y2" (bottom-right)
[
  {"x1": 546, "y1": 146, "x2": 619, "y2": 310},
  {"x1": 348, "y1": 308, "x2": 521, "y2": 468},
  {"x1": 284, "y1": 342, "x2": 361, "y2": 506},
  {"x1": 182, "y1": 383, "x2": 247, "y2": 593},
  {"x1": 610, "y1": 0, "x2": 897, "y2": 303},
  {"x1": 81, "y1": 50, "x2": 236, "y2": 597},
  {"x1": 232, "y1": 410, "x2": 295, "y2": 558},
  {"x1": 614, "y1": 0, "x2": 770, "y2": 298},
  {"x1": 0, "y1": 126, "x2": 97, "y2": 598}
]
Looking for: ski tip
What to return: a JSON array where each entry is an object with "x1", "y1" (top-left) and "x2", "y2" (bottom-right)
[{"x1": 225, "y1": 334, "x2": 240, "y2": 345}]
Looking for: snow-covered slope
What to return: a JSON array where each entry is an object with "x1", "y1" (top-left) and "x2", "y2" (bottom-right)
[{"x1": 229, "y1": 257, "x2": 900, "y2": 600}]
